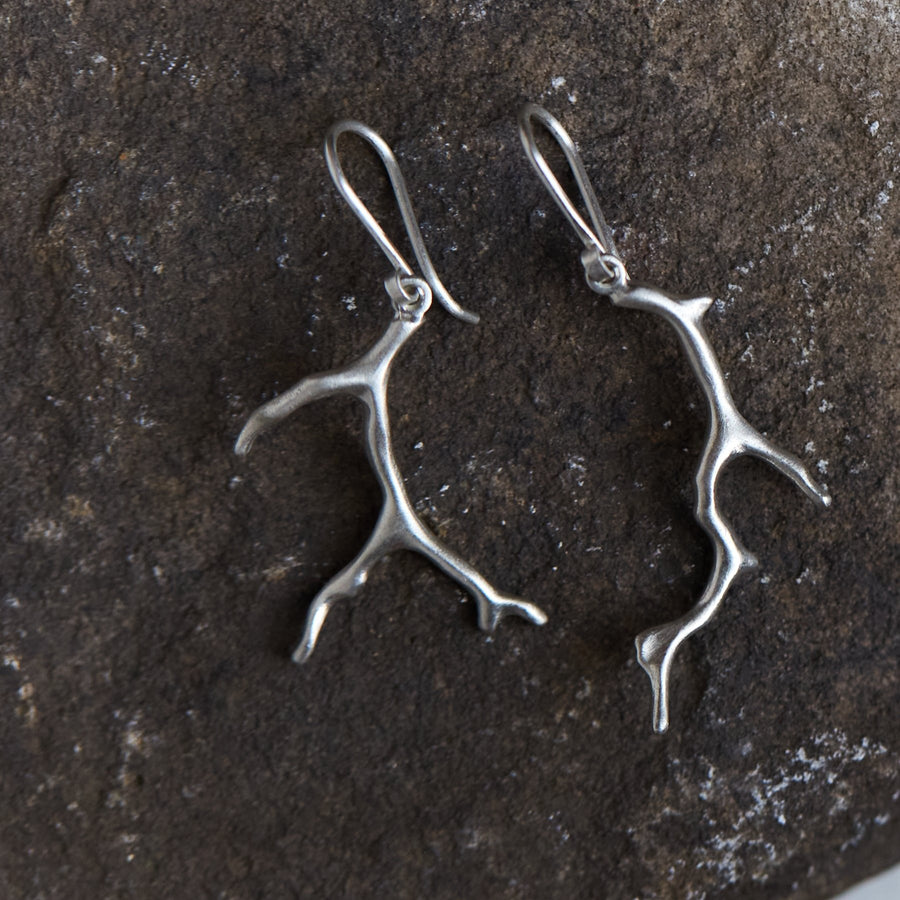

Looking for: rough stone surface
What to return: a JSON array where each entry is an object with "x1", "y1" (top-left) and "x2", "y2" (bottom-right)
[{"x1": 1, "y1": 2, "x2": 898, "y2": 898}]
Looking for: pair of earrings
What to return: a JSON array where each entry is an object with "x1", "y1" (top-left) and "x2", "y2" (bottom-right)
[{"x1": 235, "y1": 105, "x2": 831, "y2": 733}]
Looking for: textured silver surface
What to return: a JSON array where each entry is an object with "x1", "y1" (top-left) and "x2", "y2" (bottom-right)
[
  {"x1": 520, "y1": 104, "x2": 832, "y2": 733},
  {"x1": 236, "y1": 121, "x2": 547, "y2": 662}
]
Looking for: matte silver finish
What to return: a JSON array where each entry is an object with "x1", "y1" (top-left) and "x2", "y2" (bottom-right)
[
  {"x1": 236, "y1": 121, "x2": 547, "y2": 664},
  {"x1": 519, "y1": 104, "x2": 831, "y2": 733}
]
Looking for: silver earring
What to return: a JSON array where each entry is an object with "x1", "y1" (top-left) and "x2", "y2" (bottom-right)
[
  {"x1": 236, "y1": 120, "x2": 547, "y2": 663},
  {"x1": 519, "y1": 104, "x2": 831, "y2": 733}
]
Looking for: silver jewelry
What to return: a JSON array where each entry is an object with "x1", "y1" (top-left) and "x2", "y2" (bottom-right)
[
  {"x1": 519, "y1": 104, "x2": 831, "y2": 732},
  {"x1": 236, "y1": 120, "x2": 547, "y2": 663}
]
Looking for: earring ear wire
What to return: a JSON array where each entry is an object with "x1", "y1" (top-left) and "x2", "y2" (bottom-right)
[
  {"x1": 518, "y1": 102, "x2": 620, "y2": 261},
  {"x1": 325, "y1": 119, "x2": 480, "y2": 324}
]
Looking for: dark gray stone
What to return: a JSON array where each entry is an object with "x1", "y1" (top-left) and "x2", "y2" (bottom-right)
[{"x1": 1, "y1": 2, "x2": 898, "y2": 897}]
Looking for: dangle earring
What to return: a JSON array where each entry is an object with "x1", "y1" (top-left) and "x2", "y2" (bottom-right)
[
  {"x1": 518, "y1": 104, "x2": 831, "y2": 733},
  {"x1": 235, "y1": 120, "x2": 547, "y2": 663}
]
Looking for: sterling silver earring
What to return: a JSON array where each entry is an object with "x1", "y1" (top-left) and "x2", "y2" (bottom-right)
[
  {"x1": 519, "y1": 104, "x2": 831, "y2": 733},
  {"x1": 236, "y1": 120, "x2": 547, "y2": 663}
]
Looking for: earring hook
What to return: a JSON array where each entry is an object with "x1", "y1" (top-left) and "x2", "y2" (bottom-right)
[
  {"x1": 324, "y1": 120, "x2": 479, "y2": 324},
  {"x1": 518, "y1": 104, "x2": 628, "y2": 289}
]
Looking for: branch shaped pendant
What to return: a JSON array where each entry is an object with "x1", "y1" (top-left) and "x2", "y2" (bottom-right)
[
  {"x1": 605, "y1": 276, "x2": 831, "y2": 731},
  {"x1": 236, "y1": 278, "x2": 546, "y2": 662},
  {"x1": 236, "y1": 121, "x2": 546, "y2": 662},
  {"x1": 519, "y1": 104, "x2": 831, "y2": 731}
]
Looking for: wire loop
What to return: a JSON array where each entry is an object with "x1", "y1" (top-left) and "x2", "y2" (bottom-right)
[
  {"x1": 518, "y1": 103, "x2": 622, "y2": 267},
  {"x1": 384, "y1": 273, "x2": 432, "y2": 319},
  {"x1": 325, "y1": 120, "x2": 478, "y2": 324},
  {"x1": 581, "y1": 247, "x2": 630, "y2": 294}
]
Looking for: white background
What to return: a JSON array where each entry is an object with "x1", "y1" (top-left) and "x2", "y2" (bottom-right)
[{"x1": 835, "y1": 862, "x2": 900, "y2": 899}]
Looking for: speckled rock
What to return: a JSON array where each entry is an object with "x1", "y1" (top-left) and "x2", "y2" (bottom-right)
[{"x1": 1, "y1": 2, "x2": 898, "y2": 898}]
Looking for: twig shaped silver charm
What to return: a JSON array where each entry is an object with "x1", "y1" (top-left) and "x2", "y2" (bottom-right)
[
  {"x1": 236, "y1": 120, "x2": 546, "y2": 663},
  {"x1": 519, "y1": 104, "x2": 831, "y2": 732}
]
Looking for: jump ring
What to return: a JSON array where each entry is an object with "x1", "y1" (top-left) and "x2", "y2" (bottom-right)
[
  {"x1": 582, "y1": 248, "x2": 629, "y2": 294},
  {"x1": 385, "y1": 272, "x2": 432, "y2": 318}
]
